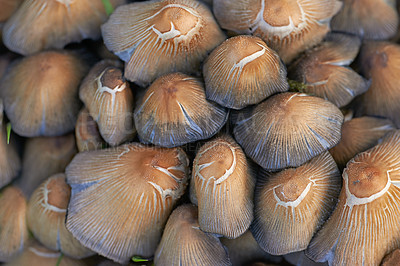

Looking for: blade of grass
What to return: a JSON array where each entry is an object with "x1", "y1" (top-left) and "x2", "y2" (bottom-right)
[
  {"x1": 101, "y1": 0, "x2": 114, "y2": 16},
  {"x1": 6, "y1": 122, "x2": 11, "y2": 144},
  {"x1": 132, "y1": 255, "x2": 150, "y2": 262},
  {"x1": 55, "y1": 253, "x2": 64, "y2": 266}
]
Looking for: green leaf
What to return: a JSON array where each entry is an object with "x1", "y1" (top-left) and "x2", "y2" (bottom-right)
[
  {"x1": 55, "y1": 253, "x2": 64, "y2": 266},
  {"x1": 132, "y1": 255, "x2": 150, "y2": 262},
  {"x1": 6, "y1": 122, "x2": 11, "y2": 144},
  {"x1": 288, "y1": 79, "x2": 308, "y2": 93},
  {"x1": 101, "y1": 0, "x2": 114, "y2": 16}
]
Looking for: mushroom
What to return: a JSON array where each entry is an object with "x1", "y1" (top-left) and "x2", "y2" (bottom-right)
[
  {"x1": 0, "y1": 186, "x2": 28, "y2": 262},
  {"x1": 329, "y1": 116, "x2": 395, "y2": 170},
  {"x1": 283, "y1": 251, "x2": 328, "y2": 266},
  {"x1": 191, "y1": 135, "x2": 255, "y2": 238},
  {"x1": 154, "y1": 204, "x2": 231, "y2": 265},
  {"x1": 134, "y1": 72, "x2": 228, "y2": 148},
  {"x1": 233, "y1": 92, "x2": 344, "y2": 170},
  {"x1": 306, "y1": 130, "x2": 400, "y2": 265},
  {"x1": 354, "y1": 41, "x2": 400, "y2": 128},
  {"x1": 0, "y1": 0, "x2": 22, "y2": 23},
  {"x1": 79, "y1": 60, "x2": 135, "y2": 146},
  {"x1": 101, "y1": 0, "x2": 226, "y2": 86},
  {"x1": 27, "y1": 173, "x2": 94, "y2": 259},
  {"x1": 66, "y1": 143, "x2": 189, "y2": 263},
  {"x1": 75, "y1": 108, "x2": 106, "y2": 152},
  {"x1": 15, "y1": 134, "x2": 77, "y2": 197},
  {"x1": 0, "y1": 50, "x2": 87, "y2": 137},
  {"x1": 381, "y1": 249, "x2": 400, "y2": 266},
  {"x1": 331, "y1": 0, "x2": 399, "y2": 40},
  {"x1": 251, "y1": 152, "x2": 341, "y2": 255},
  {"x1": 203, "y1": 35, "x2": 288, "y2": 109},
  {"x1": 213, "y1": 0, "x2": 342, "y2": 63},
  {"x1": 2, "y1": 0, "x2": 126, "y2": 55},
  {"x1": 288, "y1": 33, "x2": 369, "y2": 108}
]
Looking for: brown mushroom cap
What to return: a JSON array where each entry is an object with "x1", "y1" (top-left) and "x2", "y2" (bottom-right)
[
  {"x1": 329, "y1": 116, "x2": 395, "y2": 170},
  {"x1": 27, "y1": 173, "x2": 94, "y2": 259},
  {"x1": 233, "y1": 92, "x2": 344, "y2": 170},
  {"x1": 134, "y1": 72, "x2": 228, "y2": 148},
  {"x1": 203, "y1": 35, "x2": 288, "y2": 109},
  {"x1": 0, "y1": 50, "x2": 87, "y2": 137},
  {"x1": 0, "y1": 186, "x2": 28, "y2": 262},
  {"x1": 331, "y1": 0, "x2": 399, "y2": 40},
  {"x1": 154, "y1": 204, "x2": 231, "y2": 265},
  {"x1": 354, "y1": 41, "x2": 400, "y2": 127},
  {"x1": 191, "y1": 135, "x2": 255, "y2": 238},
  {"x1": 79, "y1": 60, "x2": 135, "y2": 146},
  {"x1": 2, "y1": 0, "x2": 126, "y2": 55},
  {"x1": 75, "y1": 108, "x2": 106, "y2": 152},
  {"x1": 306, "y1": 130, "x2": 400, "y2": 265},
  {"x1": 381, "y1": 249, "x2": 400, "y2": 266},
  {"x1": 101, "y1": 0, "x2": 226, "y2": 86},
  {"x1": 251, "y1": 152, "x2": 341, "y2": 255},
  {"x1": 213, "y1": 0, "x2": 341, "y2": 63},
  {"x1": 0, "y1": 0, "x2": 23, "y2": 23},
  {"x1": 66, "y1": 143, "x2": 189, "y2": 263}
]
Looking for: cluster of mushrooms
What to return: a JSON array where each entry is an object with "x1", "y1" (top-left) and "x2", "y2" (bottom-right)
[{"x1": 1, "y1": 0, "x2": 400, "y2": 265}]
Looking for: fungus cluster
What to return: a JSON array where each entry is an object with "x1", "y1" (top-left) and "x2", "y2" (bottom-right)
[{"x1": 1, "y1": 0, "x2": 400, "y2": 265}]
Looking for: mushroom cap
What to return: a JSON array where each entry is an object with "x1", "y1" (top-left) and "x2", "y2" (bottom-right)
[
  {"x1": 306, "y1": 130, "x2": 400, "y2": 265},
  {"x1": 5, "y1": 241, "x2": 87, "y2": 266},
  {"x1": 2, "y1": 0, "x2": 126, "y2": 55},
  {"x1": 0, "y1": 50, "x2": 87, "y2": 137},
  {"x1": 331, "y1": 0, "x2": 399, "y2": 40},
  {"x1": 329, "y1": 116, "x2": 395, "y2": 169},
  {"x1": 0, "y1": 186, "x2": 28, "y2": 262},
  {"x1": 203, "y1": 35, "x2": 288, "y2": 109},
  {"x1": 191, "y1": 135, "x2": 255, "y2": 238},
  {"x1": 288, "y1": 33, "x2": 369, "y2": 108},
  {"x1": 354, "y1": 41, "x2": 400, "y2": 127},
  {"x1": 213, "y1": 0, "x2": 342, "y2": 63},
  {"x1": 79, "y1": 60, "x2": 135, "y2": 146},
  {"x1": 134, "y1": 72, "x2": 228, "y2": 148},
  {"x1": 0, "y1": 0, "x2": 22, "y2": 23},
  {"x1": 16, "y1": 134, "x2": 77, "y2": 197},
  {"x1": 154, "y1": 204, "x2": 231, "y2": 266},
  {"x1": 66, "y1": 143, "x2": 189, "y2": 263},
  {"x1": 233, "y1": 92, "x2": 344, "y2": 170},
  {"x1": 283, "y1": 251, "x2": 328, "y2": 266},
  {"x1": 251, "y1": 152, "x2": 341, "y2": 255},
  {"x1": 381, "y1": 249, "x2": 400, "y2": 266},
  {"x1": 75, "y1": 108, "x2": 106, "y2": 152},
  {"x1": 101, "y1": 0, "x2": 226, "y2": 86},
  {"x1": 27, "y1": 173, "x2": 94, "y2": 259}
]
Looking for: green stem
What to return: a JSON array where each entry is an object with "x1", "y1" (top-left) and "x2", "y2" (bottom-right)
[
  {"x1": 6, "y1": 122, "x2": 11, "y2": 144},
  {"x1": 101, "y1": 0, "x2": 114, "y2": 16},
  {"x1": 132, "y1": 255, "x2": 150, "y2": 262},
  {"x1": 55, "y1": 253, "x2": 64, "y2": 266}
]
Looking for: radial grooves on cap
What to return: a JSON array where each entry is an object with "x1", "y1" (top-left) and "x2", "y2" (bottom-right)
[
  {"x1": 192, "y1": 135, "x2": 255, "y2": 238},
  {"x1": 355, "y1": 42, "x2": 400, "y2": 128},
  {"x1": 213, "y1": 0, "x2": 342, "y2": 63},
  {"x1": 27, "y1": 174, "x2": 94, "y2": 259},
  {"x1": 329, "y1": 117, "x2": 395, "y2": 169},
  {"x1": 0, "y1": 186, "x2": 28, "y2": 262},
  {"x1": 75, "y1": 108, "x2": 105, "y2": 152},
  {"x1": 306, "y1": 130, "x2": 400, "y2": 265},
  {"x1": 251, "y1": 152, "x2": 340, "y2": 255},
  {"x1": 203, "y1": 35, "x2": 288, "y2": 109},
  {"x1": 102, "y1": 0, "x2": 226, "y2": 86},
  {"x1": 154, "y1": 204, "x2": 231, "y2": 265},
  {"x1": 134, "y1": 73, "x2": 228, "y2": 148},
  {"x1": 2, "y1": 0, "x2": 126, "y2": 55},
  {"x1": 66, "y1": 144, "x2": 189, "y2": 263},
  {"x1": 0, "y1": 51, "x2": 87, "y2": 137},
  {"x1": 331, "y1": 0, "x2": 399, "y2": 40},
  {"x1": 79, "y1": 60, "x2": 135, "y2": 147},
  {"x1": 233, "y1": 92, "x2": 343, "y2": 170}
]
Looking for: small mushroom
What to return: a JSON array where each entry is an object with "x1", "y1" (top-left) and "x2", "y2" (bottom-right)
[
  {"x1": 306, "y1": 130, "x2": 400, "y2": 265},
  {"x1": 134, "y1": 72, "x2": 228, "y2": 148},
  {"x1": 101, "y1": 0, "x2": 226, "y2": 86},
  {"x1": 213, "y1": 0, "x2": 342, "y2": 63},
  {"x1": 331, "y1": 0, "x2": 399, "y2": 40},
  {"x1": 251, "y1": 152, "x2": 341, "y2": 255},
  {"x1": 79, "y1": 60, "x2": 135, "y2": 146},
  {"x1": 233, "y1": 92, "x2": 344, "y2": 170},
  {"x1": 2, "y1": 0, "x2": 126, "y2": 55},
  {"x1": 27, "y1": 173, "x2": 94, "y2": 259},
  {"x1": 154, "y1": 204, "x2": 231, "y2": 265},
  {"x1": 66, "y1": 143, "x2": 189, "y2": 263},
  {"x1": 0, "y1": 186, "x2": 28, "y2": 262},
  {"x1": 75, "y1": 108, "x2": 106, "y2": 152},
  {"x1": 203, "y1": 35, "x2": 288, "y2": 109},
  {"x1": 191, "y1": 135, "x2": 255, "y2": 238},
  {"x1": 0, "y1": 50, "x2": 87, "y2": 137}
]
